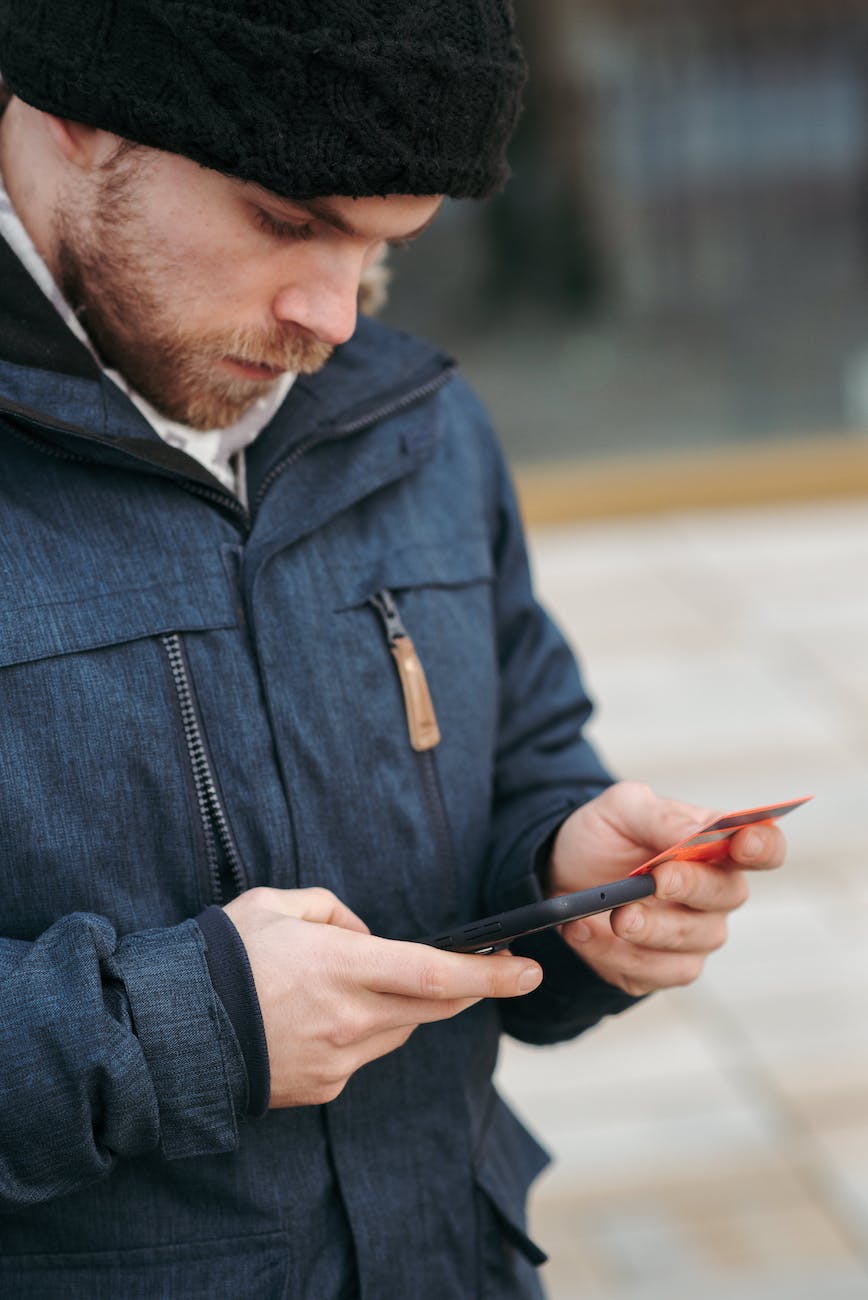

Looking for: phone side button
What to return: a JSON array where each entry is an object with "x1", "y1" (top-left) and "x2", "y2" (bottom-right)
[{"x1": 465, "y1": 921, "x2": 504, "y2": 939}]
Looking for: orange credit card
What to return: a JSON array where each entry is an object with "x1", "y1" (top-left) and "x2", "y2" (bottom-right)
[{"x1": 628, "y1": 796, "x2": 813, "y2": 876}]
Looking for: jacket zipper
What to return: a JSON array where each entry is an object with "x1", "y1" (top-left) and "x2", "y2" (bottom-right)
[
  {"x1": 162, "y1": 633, "x2": 247, "y2": 905},
  {"x1": 369, "y1": 589, "x2": 458, "y2": 895},
  {"x1": 0, "y1": 402, "x2": 251, "y2": 527},
  {"x1": 369, "y1": 588, "x2": 441, "y2": 752}
]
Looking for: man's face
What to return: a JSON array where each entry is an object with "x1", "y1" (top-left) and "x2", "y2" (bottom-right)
[{"x1": 53, "y1": 146, "x2": 442, "y2": 429}]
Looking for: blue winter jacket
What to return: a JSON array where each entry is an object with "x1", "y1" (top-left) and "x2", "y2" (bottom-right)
[{"x1": 0, "y1": 235, "x2": 634, "y2": 1298}]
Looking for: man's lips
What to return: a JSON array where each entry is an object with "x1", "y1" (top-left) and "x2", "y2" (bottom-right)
[{"x1": 221, "y1": 356, "x2": 286, "y2": 381}]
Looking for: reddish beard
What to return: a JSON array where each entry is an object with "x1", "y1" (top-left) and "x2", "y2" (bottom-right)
[{"x1": 53, "y1": 163, "x2": 333, "y2": 430}]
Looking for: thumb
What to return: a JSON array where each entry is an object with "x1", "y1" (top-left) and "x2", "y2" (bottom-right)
[
  {"x1": 632, "y1": 792, "x2": 717, "y2": 855},
  {"x1": 596, "y1": 784, "x2": 716, "y2": 856}
]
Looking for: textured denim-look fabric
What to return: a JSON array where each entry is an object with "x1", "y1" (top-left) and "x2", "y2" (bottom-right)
[{"x1": 0, "y1": 236, "x2": 636, "y2": 1298}]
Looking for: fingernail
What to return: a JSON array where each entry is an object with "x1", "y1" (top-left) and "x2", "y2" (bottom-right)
[
  {"x1": 519, "y1": 966, "x2": 542, "y2": 993},
  {"x1": 624, "y1": 907, "x2": 644, "y2": 934},
  {"x1": 570, "y1": 921, "x2": 592, "y2": 943},
  {"x1": 741, "y1": 831, "x2": 762, "y2": 860}
]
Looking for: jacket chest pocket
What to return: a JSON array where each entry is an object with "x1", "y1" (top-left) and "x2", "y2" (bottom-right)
[
  {"x1": 326, "y1": 538, "x2": 498, "y2": 939},
  {"x1": 0, "y1": 568, "x2": 241, "y2": 938}
]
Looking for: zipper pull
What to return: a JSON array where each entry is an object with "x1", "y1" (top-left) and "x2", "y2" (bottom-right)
[{"x1": 370, "y1": 589, "x2": 442, "y2": 752}]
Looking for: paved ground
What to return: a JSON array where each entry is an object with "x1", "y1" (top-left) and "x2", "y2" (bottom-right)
[{"x1": 497, "y1": 497, "x2": 868, "y2": 1299}]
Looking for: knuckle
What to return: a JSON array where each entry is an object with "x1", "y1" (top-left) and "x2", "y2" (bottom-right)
[
  {"x1": 415, "y1": 962, "x2": 447, "y2": 1000},
  {"x1": 609, "y1": 948, "x2": 708, "y2": 995},
  {"x1": 708, "y1": 918, "x2": 729, "y2": 953},
  {"x1": 614, "y1": 780, "x2": 653, "y2": 807},
  {"x1": 671, "y1": 911, "x2": 725, "y2": 953},
  {"x1": 606, "y1": 953, "x2": 652, "y2": 996},
  {"x1": 306, "y1": 886, "x2": 336, "y2": 906},
  {"x1": 611, "y1": 947, "x2": 651, "y2": 993},
  {"x1": 244, "y1": 885, "x2": 272, "y2": 907},
  {"x1": 485, "y1": 959, "x2": 523, "y2": 999},
  {"x1": 672, "y1": 956, "x2": 706, "y2": 988},
  {"x1": 670, "y1": 912, "x2": 697, "y2": 947},
  {"x1": 327, "y1": 1007, "x2": 362, "y2": 1050},
  {"x1": 316, "y1": 1075, "x2": 349, "y2": 1104},
  {"x1": 731, "y1": 876, "x2": 751, "y2": 909}
]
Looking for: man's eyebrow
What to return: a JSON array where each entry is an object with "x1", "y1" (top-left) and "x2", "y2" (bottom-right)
[{"x1": 265, "y1": 194, "x2": 443, "y2": 241}]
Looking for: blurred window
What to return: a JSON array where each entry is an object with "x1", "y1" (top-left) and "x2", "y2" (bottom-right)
[{"x1": 383, "y1": 1, "x2": 868, "y2": 469}]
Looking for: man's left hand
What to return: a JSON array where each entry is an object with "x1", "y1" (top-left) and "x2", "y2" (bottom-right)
[{"x1": 547, "y1": 781, "x2": 787, "y2": 997}]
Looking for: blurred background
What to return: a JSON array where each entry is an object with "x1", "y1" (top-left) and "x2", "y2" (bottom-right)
[
  {"x1": 383, "y1": 0, "x2": 868, "y2": 518},
  {"x1": 381, "y1": 3, "x2": 868, "y2": 1297}
]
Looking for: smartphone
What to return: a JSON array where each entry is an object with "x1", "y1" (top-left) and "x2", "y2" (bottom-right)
[{"x1": 420, "y1": 873, "x2": 656, "y2": 954}]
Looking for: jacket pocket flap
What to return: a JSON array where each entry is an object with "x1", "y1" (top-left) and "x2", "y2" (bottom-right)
[
  {"x1": 474, "y1": 1091, "x2": 551, "y2": 1266},
  {"x1": 0, "y1": 1229, "x2": 289, "y2": 1300},
  {"x1": 333, "y1": 536, "x2": 493, "y2": 608},
  {"x1": 0, "y1": 552, "x2": 238, "y2": 668}
]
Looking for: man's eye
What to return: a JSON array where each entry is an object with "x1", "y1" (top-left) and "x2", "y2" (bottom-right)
[{"x1": 254, "y1": 208, "x2": 314, "y2": 241}]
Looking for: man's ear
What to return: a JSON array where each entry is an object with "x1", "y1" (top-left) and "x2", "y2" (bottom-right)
[{"x1": 44, "y1": 114, "x2": 120, "y2": 171}]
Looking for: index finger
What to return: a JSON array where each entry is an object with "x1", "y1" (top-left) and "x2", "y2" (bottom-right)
[
  {"x1": 359, "y1": 936, "x2": 542, "y2": 1001},
  {"x1": 652, "y1": 859, "x2": 750, "y2": 912}
]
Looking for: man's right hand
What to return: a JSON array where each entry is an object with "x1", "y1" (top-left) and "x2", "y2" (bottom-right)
[{"x1": 222, "y1": 886, "x2": 543, "y2": 1108}]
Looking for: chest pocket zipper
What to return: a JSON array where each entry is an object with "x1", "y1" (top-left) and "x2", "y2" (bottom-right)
[
  {"x1": 369, "y1": 589, "x2": 440, "y2": 752},
  {"x1": 162, "y1": 632, "x2": 247, "y2": 906},
  {"x1": 369, "y1": 589, "x2": 458, "y2": 915}
]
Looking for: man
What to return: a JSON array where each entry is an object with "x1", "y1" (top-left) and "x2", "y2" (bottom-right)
[{"x1": 0, "y1": 3, "x2": 785, "y2": 1297}]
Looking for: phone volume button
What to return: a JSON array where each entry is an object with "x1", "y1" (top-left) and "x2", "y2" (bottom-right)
[{"x1": 466, "y1": 921, "x2": 504, "y2": 938}]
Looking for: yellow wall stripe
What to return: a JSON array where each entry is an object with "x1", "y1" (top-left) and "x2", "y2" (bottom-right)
[{"x1": 514, "y1": 433, "x2": 868, "y2": 525}]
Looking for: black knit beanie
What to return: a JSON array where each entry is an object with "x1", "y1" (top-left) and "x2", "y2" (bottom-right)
[{"x1": 0, "y1": 0, "x2": 526, "y2": 200}]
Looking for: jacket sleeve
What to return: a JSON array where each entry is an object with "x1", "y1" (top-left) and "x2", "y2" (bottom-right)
[
  {"x1": 472, "y1": 403, "x2": 642, "y2": 1042},
  {"x1": 0, "y1": 912, "x2": 248, "y2": 1208}
]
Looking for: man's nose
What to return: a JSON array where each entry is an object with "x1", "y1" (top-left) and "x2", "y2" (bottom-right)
[{"x1": 271, "y1": 262, "x2": 360, "y2": 347}]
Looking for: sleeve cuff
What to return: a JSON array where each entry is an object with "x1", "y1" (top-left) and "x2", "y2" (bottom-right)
[
  {"x1": 110, "y1": 919, "x2": 244, "y2": 1158},
  {"x1": 195, "y1": 907, "x2": 271, "y2": 1118}
]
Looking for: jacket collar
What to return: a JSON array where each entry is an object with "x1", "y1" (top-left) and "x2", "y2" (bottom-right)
[
  {"x1": 0, "y1": 231, "x2": 454, "y2": 509},
  {"x1": 0, "y1": 233, "x2": 100, "y2": 382}
]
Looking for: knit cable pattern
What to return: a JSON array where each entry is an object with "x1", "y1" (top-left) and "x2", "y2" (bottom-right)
[{"x1": 0, "y1": 0, "x2": 527, "y2": 198}]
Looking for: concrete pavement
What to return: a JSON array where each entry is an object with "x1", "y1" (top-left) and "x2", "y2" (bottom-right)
[{"x1": 498, "y1": 498, "x2": 868, "y2": 1299}]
